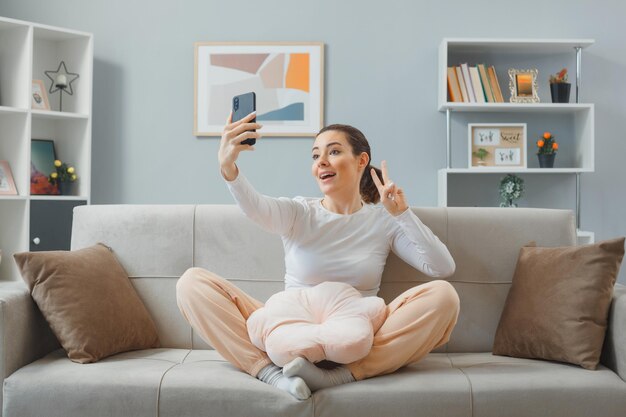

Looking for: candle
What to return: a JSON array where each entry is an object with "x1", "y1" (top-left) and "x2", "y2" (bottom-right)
[{"x1": 55, "y1": 74, "x2": 67, "y2": 88}]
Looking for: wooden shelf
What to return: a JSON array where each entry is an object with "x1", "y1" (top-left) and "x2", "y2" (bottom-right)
[
  {"x1": 29, "y1": 195, "x2": 88, "y2": 201},
  {"x1": 0, "y1": 106, "x2": 28, "y2": 115},
  {"x1": 441, "y1": 168, "x2": 593, "y2": 174},
  {"x1": 31, "y1": 109, "x2": 89, "y2": 120},
  {"x1": 439, "y1": 103, "x2": 593, "y2": 113},
  {"x1": 443, "y1": 38, "x2": 594, "y2": 54},
  {"x1": 0, "y1": 196, "x2": 28, "y2": 201}
]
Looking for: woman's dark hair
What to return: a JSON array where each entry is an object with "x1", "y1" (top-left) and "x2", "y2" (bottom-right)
[{"x1": 316, "y1": 124, "x2": 383, "y2": 204}]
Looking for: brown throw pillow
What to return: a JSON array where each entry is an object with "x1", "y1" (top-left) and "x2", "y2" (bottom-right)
[
  {"x1": 14, "y1": 243, "x2": 160, "y2": 363},
  {"x1": 493, "y1": 237, "x2": 625, "y2": 370}
]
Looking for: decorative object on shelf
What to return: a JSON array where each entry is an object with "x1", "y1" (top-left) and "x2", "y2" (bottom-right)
[
  {"x1": 536, "y1": 131, "x2": 558, "y2": 168},
  {"x1": 499, "y1": 174, "x2": 524, "y2": 208},
  {"x1": 48, "y1": 159, "x2": 78, "y2": 196},
  {"x1": 508, "y1": 68, "x2": 540, "y2": 103},
  {"x1": 472, "y1": 148, "x2": 490, "y2": 166},
  {"x1": 30, "y1": 139, "x2": 58, "y2": 195},
  {"x1": 469, "y1": 123, "x2": 527, "y2": 168},
  {"x1": 549, "y1": 68, "x2": 571, "y2": 103},
  {"x1": 0, "y1": 160, "x2": 18, "y2": 195},
  {"x1": 31, "y1": 79, "x2": 50, "y2": 110},
  {"x1": 44, "y1": 61, "x2": 79, "y2": 112},
  {"x1": 194, "y1": 42, "x2": 324, "y2": 136}
]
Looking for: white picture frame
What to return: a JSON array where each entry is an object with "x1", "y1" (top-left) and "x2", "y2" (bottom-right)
[
  {"x1": 194, "y1": 42, "x2": 324, "y2": 137},
  {"x1": 468, "y1": 123, "x2": 527, "y2": 169},
  {"x1": 508, "y1": 68, "x2": 540, "y2": 104}
]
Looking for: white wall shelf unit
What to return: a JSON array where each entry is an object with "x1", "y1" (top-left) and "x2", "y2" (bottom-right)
[
  {"x1": 0, "y1": 16, "x2": 93, "y2": 281},
  {"x1": 438, "y1": 38, "x2": 595, "y2": 245}
]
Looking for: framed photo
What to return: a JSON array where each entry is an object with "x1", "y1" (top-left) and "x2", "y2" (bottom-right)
[
  {"x1": 0, "y1": 160, "x2": 18, "y2": 195},
  {"x1": 469, "y1": 123, "x2": 527, "y2": 169},
  {"x1": 31, "y1": 79, "x2": 50, "y2": 110},
  {"x1": 194, "y1": 42, "x2": 324, "y2": 137},
  {"x1": 508, "y1": 69, "x2": 539, "y2": 103},
  {"x1": 30, "y1": 139, "x2": 59, "y2": 195}
]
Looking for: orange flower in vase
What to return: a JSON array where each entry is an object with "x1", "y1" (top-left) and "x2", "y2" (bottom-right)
[{"x1": 537, "y1": 132, "x2": 558, "y2": 168}]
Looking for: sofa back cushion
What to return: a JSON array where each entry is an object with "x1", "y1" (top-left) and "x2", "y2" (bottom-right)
[{"x1": 71, "y1": 205, "x2": 576, "y2": 352}]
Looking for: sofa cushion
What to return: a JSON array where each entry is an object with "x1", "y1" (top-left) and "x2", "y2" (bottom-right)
[
  {"x1": 448, "y1": 353, "x2": 626, "y2": 417},
  {"x1": 13, "y1": 243, "x2": 160, "y2": 363},
  {"x1": 3, "y1": 349, "x2": 183, "y2": 417},
  {"x1": 159, "y1": 350, "x2": 314, "y2": 417},
  {"x1": 246, "y1": 281, "x2": 387, "y2": 366},
  {"x1": 3, "y1": 348, "x2": 314, "y2": 417},
  {"x1": 315, "y1": 352, "x2": 626, "y2": 417},
  {"x1": 493, "y1": 237, "x2": 625, "y2": 370}
]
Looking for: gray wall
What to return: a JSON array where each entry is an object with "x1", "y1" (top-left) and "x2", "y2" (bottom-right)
[{"x1": 2, "y1": 0, "x2": 625, "y2": 283}]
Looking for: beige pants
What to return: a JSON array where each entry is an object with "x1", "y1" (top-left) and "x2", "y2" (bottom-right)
[{"x1": 176, "y1": 267, "x2": 460, "y2": 380}]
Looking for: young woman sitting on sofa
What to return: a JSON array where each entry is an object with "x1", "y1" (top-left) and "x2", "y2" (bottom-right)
[{"x1": 176, "y1": 111, "x2": 461, "y2": 400}]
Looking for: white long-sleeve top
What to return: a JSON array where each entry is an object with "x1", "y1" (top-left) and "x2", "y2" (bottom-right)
[{"x1": 225, "y1": 172, "x2": 456, "y2": 297}]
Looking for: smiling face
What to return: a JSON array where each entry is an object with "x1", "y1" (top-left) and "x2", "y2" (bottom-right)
[{"x1": 311, "y1": 130, "x2": 369, "y2": 197}]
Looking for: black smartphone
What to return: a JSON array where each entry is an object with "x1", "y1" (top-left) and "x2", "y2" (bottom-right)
[{"x1": 232, "y1": 92, "x2": 256, "y2": 146}]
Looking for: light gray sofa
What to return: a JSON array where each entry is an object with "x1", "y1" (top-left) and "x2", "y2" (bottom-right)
[{"x1": 2, "y1": 205, "x2": 626, "y2": 417}]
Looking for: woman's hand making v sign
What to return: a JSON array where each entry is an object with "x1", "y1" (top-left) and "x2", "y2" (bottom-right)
[{"x1": 370, "y1": 161, "x2": 409, "y2": 217}]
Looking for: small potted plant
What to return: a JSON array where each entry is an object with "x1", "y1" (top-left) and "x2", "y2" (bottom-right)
[
  {"x1": 48, "y1": 159, "x2": 78, "y2": 195},
  {"x1": 472, "y1": 148, "x2": 490, "y2": 167},
  {"x1": 499, "y1": 174, "x2": 524, "y2": 208},
  {"x1": 549, "y1": 68, "x2": 571, "y2": 103},
  {"x1": 536, "y1": 131, "x2": 558, "y2": 168}
]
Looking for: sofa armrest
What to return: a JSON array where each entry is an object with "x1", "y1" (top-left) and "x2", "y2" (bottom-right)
[
  {"x1": 0, "y1": 281, "x2": 60, "y2": 410},
  {"x1": 601, "y1": 283, "x2": 626, "y2": 381}
]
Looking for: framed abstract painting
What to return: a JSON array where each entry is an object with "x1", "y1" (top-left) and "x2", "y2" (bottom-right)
[
  {"x1": 194, "y1": 42, "x2": 324, "y2": 137},
  {"x1": 30, "y1": 139, "x2": 59, "y2": 195}
]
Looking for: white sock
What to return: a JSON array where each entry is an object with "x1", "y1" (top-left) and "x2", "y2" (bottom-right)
[
  {"x1": 257, "y1": 363, "x2": 311, "y2": 400},
  {"x1": 282, "y1": 357, "x2": 355, "y2": 391}
]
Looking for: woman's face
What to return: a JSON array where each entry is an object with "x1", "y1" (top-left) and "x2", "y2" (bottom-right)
[{"x1": 311, "y1": 130, "x2": 368, "y2": 197}]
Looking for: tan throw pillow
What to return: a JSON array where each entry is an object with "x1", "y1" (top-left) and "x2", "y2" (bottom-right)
[
  {"x1": 493, "y1": 237, "x2": 625, "y2": 370},
  {"x1": 14, "y1": 243, "x2": 160, "y2": 363}
]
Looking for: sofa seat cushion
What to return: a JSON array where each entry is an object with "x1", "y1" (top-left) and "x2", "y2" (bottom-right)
[
  {"x1": 448, "y1": 353, "x2": 626, "y2": 417},
  {"x1": 3, "y1": 348, "x2": 313, "y2": 417},
  {"x1": 5, "y1": 349, "x2": 626, "y2": 417},
  {"x1": 3, "y1": 348, "x2": 186, "y2": 417},
  {"x1": 312, "y1": 353, "x2": 626, "y2": 417}
]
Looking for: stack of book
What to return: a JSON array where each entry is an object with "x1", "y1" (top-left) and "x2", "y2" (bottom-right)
[{"x1": 447, "y1": 64, "x2": 504, "y2": 103}]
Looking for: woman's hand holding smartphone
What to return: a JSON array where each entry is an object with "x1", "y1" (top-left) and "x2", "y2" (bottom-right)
[
  {"x1": 232, "y1": 92, "x2": 257, "y2": 146},
  {"x1": 218, "y1": 109, "x2": 262, "y2": 181}
]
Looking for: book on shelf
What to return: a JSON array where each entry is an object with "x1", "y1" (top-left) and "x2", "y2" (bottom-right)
[
  {"x1": 446, "y1": 67, "x2": 463, "y2": 102},
  {"x1": 488, "y1": 65, "x2": 504, "y2": 102},
  {"x1": 446, "y1": 63, "x2": 505, "y2": 104},
  {"x1": 455, "y1": 66, "x2": 469, "y2": 102},
  {"x1": 460, "y1": 63, "x2": 476, "y2": 102},
  {"x1": 477, "y1": 64, "x2": 495, "y2": 102},
  {"x1": 469, "y1": 67, "x2": 485, "y2": 103}
]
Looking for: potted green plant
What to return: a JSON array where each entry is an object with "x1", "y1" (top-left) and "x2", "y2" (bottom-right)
[
  {"x1": 499, "y1": 174, "x2": 524, "y2": 207},
  {"x1": 48, "y1": 159, "x2": 78, "y2": 195},
  {"x1": 536, "y1": 131, "x2": 558, "y2": 168},
  {"x1": 472, "y1": 148, "x2": 490, "y2": 167},
  {"x1": 549, "y1": 68, "x2": 571, "y2": 103}
]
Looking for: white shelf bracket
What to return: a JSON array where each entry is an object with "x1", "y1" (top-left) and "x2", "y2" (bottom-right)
[
  {"x1": 575, "y1": 46, "x2": 582, "y2": 103},
  {"x1": 446, "y1": 108, "x2": 451, "y2": 168},
  {"x1": 576, "y1": 172, "x2": 581, "y2": 229}
]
